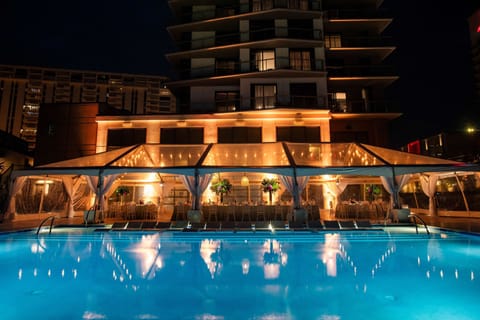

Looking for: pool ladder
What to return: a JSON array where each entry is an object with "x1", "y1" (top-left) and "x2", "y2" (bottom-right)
[
  {"x1": 36, "y1": 216, "x2": 55, "y2": 236},
  {"x1": 408, "y1": 213, "x2": 430, "y2": 235}
]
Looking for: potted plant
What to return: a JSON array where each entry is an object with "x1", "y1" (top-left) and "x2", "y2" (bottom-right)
[
  {"x1": 261, "y1": 177, "x2": 280, "y2": 205},
  {"x1": 210, "y1": 178, "x2": 232, "y2": 204}
]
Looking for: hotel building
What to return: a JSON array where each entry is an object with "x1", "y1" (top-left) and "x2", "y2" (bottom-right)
[
  {"x1": 92, "y1": 0, "x2": 399, "y2": 151},
  {"x1": 0, "y1": 65, "x2": 175, "y2": 151}
]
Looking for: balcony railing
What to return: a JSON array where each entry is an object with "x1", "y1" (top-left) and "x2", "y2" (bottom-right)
[
  {"x1": 325, "y1": 8, "x2": 392, "y2": 19},
  {"x1": 185, "y1": 96, "x2": 393, "y2": 114},
  {"x1": 329, "y1": 99, "x2": 393, "y2": 113},
  {"x1": 179, "y1": 57, "x2": 325, "y2": 80},
  {"x1": 326, "y1": 35, "x2": 394, "y2": 48},
  {"x1": 176, "y1": 0, "x2": 322, "y2": 24},
  {"x1": 179, "y1": 27, "x2": 323, "y2": 50},
  {"x1": 326, "y1": 65, "x2": 397, "y2": 77}
]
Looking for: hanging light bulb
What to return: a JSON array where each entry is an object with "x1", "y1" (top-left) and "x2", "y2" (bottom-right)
[{"x1": 241, "y1": 173, "x2": 250, "y2": 186}]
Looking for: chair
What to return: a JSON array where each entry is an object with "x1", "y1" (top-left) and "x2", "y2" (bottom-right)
[
  {"x1": 110, "y1": 221, "x2": 127, "y2": 230},
  {"x1": 339, "y1": 220, "x2": 355, "y2": 229},
  {"x1": 289, "y1": 221, "x2": 307, "y2": 230},
  {"x1": 155, "y1": 221, "x2": 172, "y2": 230},
  {"x1": 241, "y1": 205, "x2": 252, "y2": 222},
  {"x1": 323, "y1": 220, "x2": 340, "y2": 229},
  {"x1": 274, "y1": 205, "x2": 284, "y2": 221},
  {"x1": 225, "y1": 206, "x2": 236, "y2": 222},
  {"x1": 207, "y1": 205, "x2": 218, "y2": 222},
  {"x1": 355, "y1": 220, "x2": 372, "y2": 228},
  {"x1": 255, "y1": 205, "x2": 266, "y2": 221},
  {"x1": 175, "y1": 205, "x2": 186, "y2": 221},
  {"x1": 205, "y1": 221, "x2": 221, "y2": 231},
  {"x1": 141, "y1": 221, "x2": 157, "y2": 229},
  {"x1": 307, "y1": 220, "x2": 323, "y2": 230},
  {"x1": 125, "y1": 221, "x2": 143, "y2": 230}
]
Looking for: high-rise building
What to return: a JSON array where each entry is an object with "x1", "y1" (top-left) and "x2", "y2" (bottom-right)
[
  {"x1": 0, "y1": 65, "x2": 175, "y2": 150},
  {"x1": 164, "y1": 0, "x2": 398, "y2": 144}
]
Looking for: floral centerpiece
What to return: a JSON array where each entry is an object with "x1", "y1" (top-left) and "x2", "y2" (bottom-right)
[
  {"x1": 261, "y1": 177, "x2": 280, "y2": 204},
  {"x1": 366, "y1": 184, "x2": 381, "y2": 202},
  {"x1": 210, "y1": 178, "x2": 232, "y2": 203},
  {"x1": 115, "y1": 186, "x2": 130, "y2": 203}
]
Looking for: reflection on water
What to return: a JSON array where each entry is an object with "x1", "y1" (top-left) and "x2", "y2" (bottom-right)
[{"x1": 3, "y1": 231, "x2": 480, "y2": 319}]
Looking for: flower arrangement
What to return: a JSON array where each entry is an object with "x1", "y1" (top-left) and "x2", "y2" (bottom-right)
[
  {"x1": 261, "y1": 178, "x2": 280, "y2": 193},
  {"x1": 210, "y1": 179, "x2": 232, "y2": 195},
  {"x1": 115, "y1": 186, "x2": 130, "y2": 196},
  {"x1": 366, "y1": 184, "x2": 381, "y2": 202}
]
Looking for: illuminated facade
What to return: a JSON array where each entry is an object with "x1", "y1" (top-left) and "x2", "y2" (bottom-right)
[
  {"x1": 165, "y1": 0, "x2": 399, "y2": 145},
  {"x1": 0, "y1": 65, "x2": 175, "y2": 150}
]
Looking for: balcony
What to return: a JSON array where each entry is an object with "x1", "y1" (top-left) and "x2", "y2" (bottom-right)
[
  {"x1": 329, "y1": 99, "x2": 393, "y2": 113},
  {"x1": 179, "y1": 57, "x2": 324, "y2": 80},
  {"x1": 326, "y1": 65, "x2": 396, "y2": 77},
  {"x1": 178, "y1": 27, "x2": 323, "y2": 51},
  {"x1": 175, "y1": 0, "x2": 322, "y2": 24},
  {"x1": 325, "y1": 8, "x2": 391, "y2": 19}
]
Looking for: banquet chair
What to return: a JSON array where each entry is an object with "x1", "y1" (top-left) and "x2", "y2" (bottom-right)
[
  {"x1": 255, "y1": 205, "x2": 266, "y2": 221},
  {"x1": 241, "y1": 205, "x2": 252, "y2": 222},
  {"x1": 225, "y1": 206, "x2": 236, "y2": 222},
  {"x1": 274, "y1": 205, "x2": 284, "y2": 221},
  {"x1": 207, "y1": 205, "x2": 218, "y2": 222}
]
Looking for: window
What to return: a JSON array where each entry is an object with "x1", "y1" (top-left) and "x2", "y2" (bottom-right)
[
  {"x1": 252, "y1": 84, "x2": 276, "y2": 109},
  {"x1": 325, "y1": 35, "x2": 342, "y2": 48},
  {"x1": 251, "y1": 0, "x2": 273, "y2": 11},
  {"x1": 215, "y1": 60, "x2": 236, "y2": 75},
  {"x1": 289, "y1": 50, "x2": 312, "y2": 71},
  {"x1": 107, "y1": 128, "x2": 146, "y2": 151},
  {"x1": 276, "y1": 126, "x2": 320, "y2": 143},
  {"x1": 160, "y1": 128, "x2": 204, "y2": 144},
  {"x1": 218, "y1": 127, "x2": 262, "y2": 143},
  {"x1": 288, "y1": 0, "x2": 309, "y2": 10},
  {"x1": 253, "y1": 50, "x2": 275, "y2": 71},
  {"x1": 215, "y1": 91, "x2": 239, "y2": 112}
]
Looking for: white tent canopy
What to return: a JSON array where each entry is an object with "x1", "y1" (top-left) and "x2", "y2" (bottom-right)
[
  {"x1": 8, "y1": 142, "x2": 479, "y2": 217},
  {"x1": 13, "y1": 142, "x2": 478, "y2": 179}
]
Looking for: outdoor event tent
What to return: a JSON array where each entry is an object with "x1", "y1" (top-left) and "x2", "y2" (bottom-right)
[{"x1": 7, "y1": 142, "x2": 479, "y2": 218}]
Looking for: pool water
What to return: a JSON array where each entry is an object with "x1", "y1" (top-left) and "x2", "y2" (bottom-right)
[{"x1": 1, "y1": 227, "x2": 480, "y2": 319}]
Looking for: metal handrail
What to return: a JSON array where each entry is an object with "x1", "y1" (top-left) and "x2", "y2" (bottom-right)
[
  {"x1": 36, "y1": 216, "x2": 55, "y2": 236},
  {"x1": 84, "y1": 206, "x2": 96, "y2": 226},
  {"x1": 408, "y1": 213, "x2": 430, "y2": 235}
]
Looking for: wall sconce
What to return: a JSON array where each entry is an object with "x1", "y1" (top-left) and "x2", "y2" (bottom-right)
[
  {"x1": 176, "y1": 120, "x2": 187, "y2": 127},
  {"x1": 236, "y1": 113, "x2": 245, "y2": 126},
  {"x1": 122, "y1": 121, "x2": 133, "y2": 128},
  {"x1": 293, "y1": 113, "x2": 304, "y2": 125},
  {"x1": 241, "y1": 173, "x2": 250, "y2": 186}
]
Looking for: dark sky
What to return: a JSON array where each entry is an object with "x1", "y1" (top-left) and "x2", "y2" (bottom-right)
[{"x1": 0, "y1": 0, "x2": 476, "y2": 147}]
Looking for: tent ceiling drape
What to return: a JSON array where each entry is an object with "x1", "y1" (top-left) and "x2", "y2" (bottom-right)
[{"x1": 12, "y1": 142, "x2": 479, "y2": 179}]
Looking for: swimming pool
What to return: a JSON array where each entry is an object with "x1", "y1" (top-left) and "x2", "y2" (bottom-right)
[{"x1": 1, "y1": 227, "x2": 479, "y2": 319}]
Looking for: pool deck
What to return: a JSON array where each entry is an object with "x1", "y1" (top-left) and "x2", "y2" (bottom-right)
[{"x1": 1, "y1": 214, "x2": 480, "y2": 234}]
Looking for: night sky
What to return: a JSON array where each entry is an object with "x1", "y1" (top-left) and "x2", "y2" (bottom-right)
[{"x1": 0, "y1": 0, "x2": 477, "y2": 147}]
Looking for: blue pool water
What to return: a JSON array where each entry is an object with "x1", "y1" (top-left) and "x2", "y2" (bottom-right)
[{"x1": 1, "y1": 227, "x2": 480, "y2": 319}]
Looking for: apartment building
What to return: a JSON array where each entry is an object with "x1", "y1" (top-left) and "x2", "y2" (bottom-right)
[
  {"x1": 158, "y1": 0, "x2": 398, "y2": 146},
  {"x1": 0, "y1": 65, "x2": 175, "y2": 150}
]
